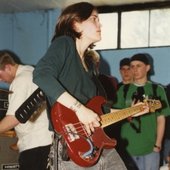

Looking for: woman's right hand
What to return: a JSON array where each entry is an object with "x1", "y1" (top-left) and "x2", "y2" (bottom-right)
[
  {"x1": 56, "y1": 92, "x2": 101, "y2": 135},
  {"x1": 75, "y1": 106, "x2": 101, "y2": 135}
]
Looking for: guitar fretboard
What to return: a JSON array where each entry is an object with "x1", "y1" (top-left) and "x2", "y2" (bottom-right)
[{"x1": 101, "y1": 104, "x2": 144, "y2": 128}]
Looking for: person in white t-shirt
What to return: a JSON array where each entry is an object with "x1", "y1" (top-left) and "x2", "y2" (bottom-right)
[{"x1": 0, "y1": 50, "x2": 53, "y2": 170}]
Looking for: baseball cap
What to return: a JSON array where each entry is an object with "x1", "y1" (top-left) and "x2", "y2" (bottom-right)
[
  {"x1": 130, "y1": 53, "x2": 149, "y2": 65},
  {"x1": 120, "y1": 58, "x2": 130, "y2": 69}
]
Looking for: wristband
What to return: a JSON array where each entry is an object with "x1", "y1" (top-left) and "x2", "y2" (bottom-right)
[
  {"x1": 154, "y1": 144, "x2": 161, "y2": 150},
  {"x1": 70, "y1": 100, "x2": 82, "y2": 113}
]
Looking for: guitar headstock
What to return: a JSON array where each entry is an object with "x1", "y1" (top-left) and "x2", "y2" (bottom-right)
[{"x1": 144, "y1": 99, "x2": 162, "y2": 112}]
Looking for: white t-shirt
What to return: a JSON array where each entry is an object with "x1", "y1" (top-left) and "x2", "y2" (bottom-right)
[
  {"x1": 6, "y1": 65, "x2": 53, "y2": 152},
  {"x1": 160, "y1": 164, "x2": 169, "y2": 170}
]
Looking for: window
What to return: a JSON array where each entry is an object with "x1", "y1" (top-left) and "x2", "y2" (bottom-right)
[
  {"x1": 150, "y1": 9, "x2": 170, "y2": 46},
  {"x1": 94, "y1": 13, "x2": 118, "y2": 50},
  {"x1": 121, "y1": 10, "x2": 149, "y2": 48},
  {"x1": 95, "y1": 4, "x2": 170, "y2": 50}
]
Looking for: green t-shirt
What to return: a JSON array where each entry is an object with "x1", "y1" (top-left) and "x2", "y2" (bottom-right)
[{"x1": 113, "y1": 81, "x2": 170, "y2": 156}]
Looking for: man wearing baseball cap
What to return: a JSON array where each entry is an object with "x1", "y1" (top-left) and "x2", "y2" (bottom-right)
[
  {"x1": 118, "y1": 58, "x2": 133, "y2": 88},
  {"x1": 113, "y1": 53, "x2": 170, "y2": 170}
]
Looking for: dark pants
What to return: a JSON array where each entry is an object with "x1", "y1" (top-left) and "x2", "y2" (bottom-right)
[{"x1": 19, "y1": 145, "x2": 51, "y2": 170}]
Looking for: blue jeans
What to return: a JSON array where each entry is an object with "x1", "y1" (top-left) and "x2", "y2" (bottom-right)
[
  {"x1": 48, "y1": 136, "x2": 127, "y2": 170},
  {"x1": 163, "y1": 139, "x2": 170, "y2": 164},
  {"x1": 132, "y1": 151, "x2": 160, "y2": 170},
  {"x1": 58, "y1": 148, "x2": 127, "y2": 170}
]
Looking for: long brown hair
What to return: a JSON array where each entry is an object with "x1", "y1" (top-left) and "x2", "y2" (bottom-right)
[{"x1": 52, "y1": 2, "x2": 96, "y2": 42}]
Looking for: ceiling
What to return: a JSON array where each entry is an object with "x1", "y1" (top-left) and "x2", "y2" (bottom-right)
[{"x1": 0, "y1": 0, "x2": 168, "y2": 13}]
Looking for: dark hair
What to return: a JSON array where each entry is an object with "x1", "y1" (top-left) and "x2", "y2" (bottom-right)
[
  {"x1": 120, "y1": 58, "x2": 130, "y2": 69},
  {"x1": 0, "y1": 50, "x2": 21, "y2": 69},
  {"x1": 52, "y1": 2, "x2": 96, "y2": 42}
]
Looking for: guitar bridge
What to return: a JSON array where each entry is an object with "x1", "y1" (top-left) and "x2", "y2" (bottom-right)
[{"x1": 64, "y1": 124, "x2": 80, "y2": 142}]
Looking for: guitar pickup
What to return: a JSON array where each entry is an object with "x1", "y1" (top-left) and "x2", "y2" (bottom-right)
[{"x1": 64, "y1": 124, "x2": 80, "y2": 142}]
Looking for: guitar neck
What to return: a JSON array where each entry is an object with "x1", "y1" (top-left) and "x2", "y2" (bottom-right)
[{"x1": 101, "y1": 104, "x2": 143, "y2": 128}]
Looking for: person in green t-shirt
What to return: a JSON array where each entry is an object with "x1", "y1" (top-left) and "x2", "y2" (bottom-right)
[
  {"x1": 113, "y1": 53, "x2": 170, "y2": 170},
  {"x1": 118, "y1": 57, "x2": 133, "y2": 88}
]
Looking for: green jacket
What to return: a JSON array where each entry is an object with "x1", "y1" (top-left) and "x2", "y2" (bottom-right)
[{"x1": 33, "y1": 36, "x2": 97, "y2": 106}]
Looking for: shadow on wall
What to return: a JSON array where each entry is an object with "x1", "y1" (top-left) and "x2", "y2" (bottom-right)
[
  {"x1": 99, "y1": 54, "x2": 118, "y2": 83},
  {"x1": 144, "y1": 53, "x2": 155, "y2": 79},
  {"x1": 99, "y1": 56, "x2": 111, "y2": 75}
]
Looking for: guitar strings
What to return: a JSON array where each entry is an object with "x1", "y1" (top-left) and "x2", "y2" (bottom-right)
[{"x1": 65, "y1": 121, "x2": 90, "y2": 137}]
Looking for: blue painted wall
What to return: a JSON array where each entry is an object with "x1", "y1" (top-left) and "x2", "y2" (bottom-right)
[
  {"x1": 0, "y1": 9, "x2": 61, "y2": 65},
  {"x1": 98, "y1": 47, "x2": 170, "y2": 86},
  {"x1": 0, "y1": 8, "x2": 170, "y2": 89}
]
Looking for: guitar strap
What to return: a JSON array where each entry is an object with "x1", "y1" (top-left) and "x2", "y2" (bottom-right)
[{"x1": 15, "y1": 88, "x2": 46, "y2": 123}]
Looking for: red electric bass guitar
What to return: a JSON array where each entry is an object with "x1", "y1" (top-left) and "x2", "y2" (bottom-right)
[{"x1": 51, "y1": 96, "x2": 161, "y2": 167}]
